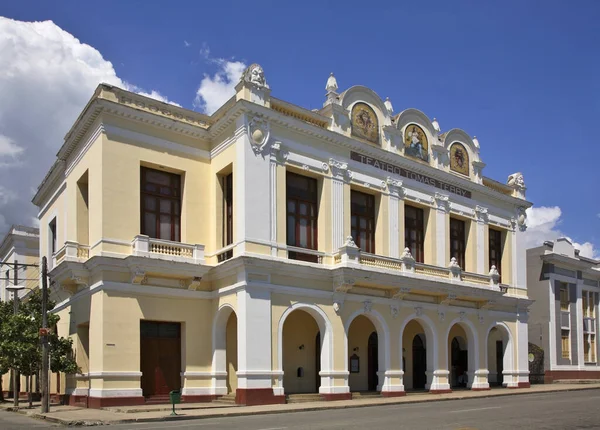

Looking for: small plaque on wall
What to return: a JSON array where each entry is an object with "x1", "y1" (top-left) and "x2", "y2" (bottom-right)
[{"x1": 350, "y1": 353, "x2": 360, "y2": 373}]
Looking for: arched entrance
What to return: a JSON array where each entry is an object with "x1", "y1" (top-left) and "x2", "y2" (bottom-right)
[
  {"x1": 446, "y1": 321, "x2": 477, "y2": 389},
  {"x1": 282, "y1": 310, "x2": 321, "y2": 394},
  {"x1": 450, "y1": 336, "x2": 468, "y2": 388},
  {"x1": 212, "y1": 305, "x2": 238, "y2": 396},
  {"x1": 225, "y1": 313, "x2": 238, "y2": 393},
  {"x1": 486, "y1": 324, "x2": 514, "y2": 387},
  {"x1": 347, "y1": 315, "x2": 379, "y2": 392},
  {"x1": 401, "y1": 320, "x2": 431, "y2": 391}
]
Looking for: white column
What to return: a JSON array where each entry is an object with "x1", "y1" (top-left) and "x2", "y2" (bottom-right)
[
  {"x1": 576, "y1": 280, "x2": 585, "y2": 368},
  {"x1": 387, "y1": 178, "x2": 403, "y2": 259},
  {"x1": 512, "y1": 208, "x2": 528, "y2": 290},
  {"x1": 515, "y1": 308, "x2": 531, "y2": 387},
  {"x1": 269, "y1": 142, "x2": 281, "y2": 256},
  {"x1": 329, "y1": 159, "x2": 347, "y2": 251},
  {"x1": 434, "y1": 193, "x2": 449, "y2": 267},
  {"x1": 475, "y1": 206, "x2": 488, "y2": 274},
  {"x1": 236, "y1": 287, "x2": 273, "y2": 391},
  {"x1": 236, "y1": 114, "x2": 274, "y2": 256}
]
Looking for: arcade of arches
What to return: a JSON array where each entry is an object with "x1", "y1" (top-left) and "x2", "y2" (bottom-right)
[{"x1": 209, "y1": 301, "x2": 528, "y2": 405}]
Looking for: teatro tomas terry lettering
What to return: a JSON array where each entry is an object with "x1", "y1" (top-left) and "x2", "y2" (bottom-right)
[{"x1": 350, "y1": 151, "x2": 472, "y2": 198}]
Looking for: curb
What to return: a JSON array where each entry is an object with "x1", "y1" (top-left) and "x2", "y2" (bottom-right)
[{"x1": 7, "y1": 385, "x2": 599, "y2": 426}]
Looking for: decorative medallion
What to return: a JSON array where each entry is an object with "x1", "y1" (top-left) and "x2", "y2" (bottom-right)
[
  {"x1": 450, "y1": 143, "x2": 469, "y2": 176},
  {"x1": 248, "y1": 115, "x2": 270, "y2": 155},
  {"x1": 403, "y1": 124, "x2": 429, "y2": 162},
  {"x1": 351, "y1": 102, "x2": 379, "y2": 144}
]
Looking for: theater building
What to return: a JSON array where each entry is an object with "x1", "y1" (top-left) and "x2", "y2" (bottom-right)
[
  {"x1": 527, "y1": 238, "x2": 600, "y2": 382},
  {"x1": 34, "y1": 65, "x2": 532, "y2": 408}
]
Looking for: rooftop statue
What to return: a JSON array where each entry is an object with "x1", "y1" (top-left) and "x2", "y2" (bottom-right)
[{"x1": 242, "y1": 63, "x2": 269, "y2": 89}]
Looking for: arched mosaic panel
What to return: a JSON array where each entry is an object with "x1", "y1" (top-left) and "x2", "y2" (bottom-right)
[
  {"x1": 450, "y1": 142, "x2": 469, "y2": 176},
  {"x1": 351, "y1": 102, "x2": 379, "y2": 144},
  {"x1": 403, "y1": 124, "x2": 429, "y2": 162}
]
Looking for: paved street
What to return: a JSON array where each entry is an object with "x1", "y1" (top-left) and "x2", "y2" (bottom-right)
[
  {"x1": 0, "y1": 410, "x2": 58, "y2": 429},
  {"x1": 106, "y1": 390, "x2": 600, "y2": 430}
]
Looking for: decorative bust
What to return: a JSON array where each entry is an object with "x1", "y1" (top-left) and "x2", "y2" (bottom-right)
[
  {"x1": 507, "y1": 172, "x2": 525, "y2": 189},
  {"x1": 242, "y1": 63, "x2": 269, "y2": 89}
]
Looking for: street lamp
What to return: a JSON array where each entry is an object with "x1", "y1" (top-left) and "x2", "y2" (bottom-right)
[{"x1": 6, "y1": 284, "x2": 25, "y2": 408}]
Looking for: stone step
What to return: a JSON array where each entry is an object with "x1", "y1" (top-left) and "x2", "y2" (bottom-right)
[
  {"x1": 554, "y1": 379, "x2": 600, "y2": 384},
  {"x1": 213, "y1": 393, "x2": 236, "y2": 405},
  {"x1": 286, "y1": 393, "x2": 324, "y2": 403},
  {"x1": 144, "y1": 395, "x2": 171, "y2": 405},
  {"x1": 351, "y1": 391, "x2": 381, "y2": 399}
]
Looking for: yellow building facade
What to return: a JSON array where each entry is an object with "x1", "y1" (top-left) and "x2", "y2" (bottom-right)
[{"x1": 33, "y1": 65, "x2": 533, "y2": 408}]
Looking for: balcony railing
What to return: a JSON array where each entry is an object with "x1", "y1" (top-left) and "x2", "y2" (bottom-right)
[
  {"x1": 132, "y1": 235, "x2": 205, "y2": 264},
  {"x1": 52, "y1": 241, "x2": 90, "y2": 267},
  {"x1": 333, "y1": 236, "x2": 505, "y2": 291}
]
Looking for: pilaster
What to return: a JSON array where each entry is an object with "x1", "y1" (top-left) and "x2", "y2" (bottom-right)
[
  {"x1": 512, "y1": 207, "x2": 528, "y2": 291},
  {"x1": 387, "y1": 177, "x2": 403, "y2": 258},
  {"x1": 514, "y1": 307, "x2": 531, "y2": 388},
  {"x1": 236, "y1": 287, "x2": 284, "y2": 405},
  {"x1": 475, "y1": 206, "x2": 488, "y2": 274},
  {"x1": 329, "y1": 159, "x2": 348, "y2": 251},
  {"x1": 434, "y1": 193, "x2": 449, "y2": 267}
]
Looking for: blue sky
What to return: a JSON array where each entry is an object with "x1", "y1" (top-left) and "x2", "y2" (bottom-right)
[{"x1": 0, "y1": 1, "x2": 599, "y2": 256}]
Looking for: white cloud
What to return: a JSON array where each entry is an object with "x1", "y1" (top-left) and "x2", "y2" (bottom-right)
[
  {"x1": 0, "y1": 135, "x2": 24, "y2": 158},
  {"x1": 525, "y1": 206, "x2": 598, "y2": 259},
  {"x1": 0, "y1": 17, "x2": 178, "y2": 234},
  {"x1": 194, "y1": 55, "x2": 246, "y2": 115},
  {"x1": 184, "y1": 40, "x2": 191, "y2": 48}
]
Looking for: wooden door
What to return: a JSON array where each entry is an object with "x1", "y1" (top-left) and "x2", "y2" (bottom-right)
[
  {"x1": 140, "y1": 321, "x2": 181, "y2": 397},
  {"x1": 315, "y1": 331, "x2": 321, "y2": 393}
]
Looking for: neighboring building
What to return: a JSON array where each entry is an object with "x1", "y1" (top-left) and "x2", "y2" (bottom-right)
[
  {"x1": 527, "y1": 238, "x2": 600, "y2": 381},
  {"x1": 33, "y1": 65, "x2": 532, "y2": 408},
  {"x1": 0, "y1": 224, "x2": 41, "y2": 398},
  {"x1": 0, "y1": 224, "x2": 39, "y2": 301}
]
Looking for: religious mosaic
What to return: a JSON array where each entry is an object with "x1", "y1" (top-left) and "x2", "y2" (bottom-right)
[
  {"x1": 449, "y1": 142, "x2": 469, "y2": 176},
  {"x1": 351, "y1": 102, "x2": 379, "y2": 144},
  {"x1": 403, "y1": 124, "x2": 429, "y2": 162}
]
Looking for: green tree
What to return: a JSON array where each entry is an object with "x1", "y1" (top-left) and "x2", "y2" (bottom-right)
[
  {"x1": 0, "y1": 299, "x2": 12, "y2": 401},
  {"x1": 0, "y1": 290, "x2": 80, "y2": 406}
]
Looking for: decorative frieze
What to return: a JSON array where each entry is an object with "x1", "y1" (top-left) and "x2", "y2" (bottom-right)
[{"x1": 283, "y1": 150, "x2": 329, "y2": 174}]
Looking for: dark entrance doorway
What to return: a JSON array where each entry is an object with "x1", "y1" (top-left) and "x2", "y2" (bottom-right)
[
  {"x1": 412, "y1": 334, "x2": 427, "y2": 389},
  {"x1": 496, "y1": 340, "x2": 504, "y2": 386},
  {"x1": 315, "y1": 331, "x2": 321, "y2": 391},
  {"x1": 451, "y1": 337, "x2": 468, "y2": 388},
  {"x1": 140, "y1": 321, "x2": 181, "y2": 398},
  {"x1": 367, "y1": 331, "x2": 378, "y2": 391}
]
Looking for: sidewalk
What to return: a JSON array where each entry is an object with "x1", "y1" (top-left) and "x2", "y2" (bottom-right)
[{"x1": 2, "y1": 384, "x2": 600, "y2": 427}]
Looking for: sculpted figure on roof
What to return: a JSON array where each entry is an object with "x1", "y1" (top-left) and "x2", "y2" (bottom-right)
[
  {"x1": 507, "y1": 172, "x2": 525, "y2": 189},
  {"x1": 243, "y1": 63, "x2": 269, "y2": 89}
]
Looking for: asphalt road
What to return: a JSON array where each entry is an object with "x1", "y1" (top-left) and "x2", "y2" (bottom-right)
[
  {"x1": 0, "y1": 410, "x2": 58, "y2": 429},
  {"x1": 1, "y1": 390, "x2": 599, "y2": 429},
  {"x1": 115, "y1": 390, "x2": 600, "y2": 430}
]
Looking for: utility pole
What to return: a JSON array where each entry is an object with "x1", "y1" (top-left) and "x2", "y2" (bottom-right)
[
  {"x1": 41, "y1": 256, "x2": 49, "y2": 414},
  {"x1": 12, "y1": 261, "x2": 19, "y2": 408}
]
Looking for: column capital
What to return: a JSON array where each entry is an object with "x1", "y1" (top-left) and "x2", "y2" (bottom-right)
[
  {"x1": 386, "y1": 177, "x2": 404, "y2": 198},
  {"x1": 329, "y1": 158, "x2": 348, "y2": 180},
  {"x1": 434, "y1": 192, "x2": 450, "y2": 212},
  {"x1": 475, "y1": 205, "x2": 489, "y2": 224}
]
